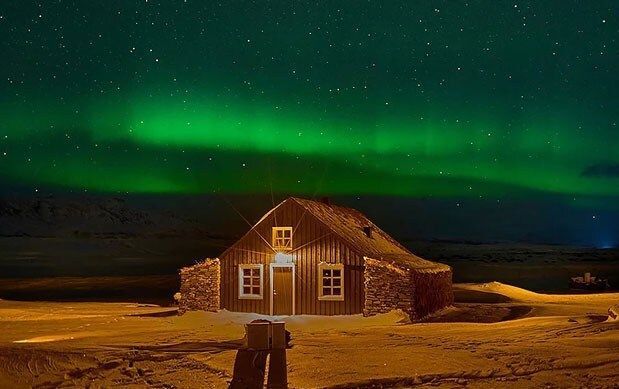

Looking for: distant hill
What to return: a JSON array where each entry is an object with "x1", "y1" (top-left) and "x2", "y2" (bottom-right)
[{"x1": 0, "y1": 196, "x2": 215, "y2": 239}]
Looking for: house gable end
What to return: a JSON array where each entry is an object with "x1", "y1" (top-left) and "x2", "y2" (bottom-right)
[
  {"x1": 218, "y1": 198, "x2": 289, "y2": 261},
  {"x1": 219, "y1": 198, "x2": 364, "y2": 264}
]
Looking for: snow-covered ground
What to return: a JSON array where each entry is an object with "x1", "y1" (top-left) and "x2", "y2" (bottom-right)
[{"x1": 0, "y1": 282, "x2": 617, "y2": 388}]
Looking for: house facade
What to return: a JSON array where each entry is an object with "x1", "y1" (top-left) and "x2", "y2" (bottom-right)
[{"x1": 179, "y1": 197, "x2": 453, "y2": 319}]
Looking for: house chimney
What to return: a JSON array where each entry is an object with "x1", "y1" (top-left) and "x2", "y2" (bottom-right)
[
  {"x1": 363, "y1": 226, "x2": 373, "y2": 238},
  {"x1": 320, "y1": 197, "x2": 331, "y2": 206}
]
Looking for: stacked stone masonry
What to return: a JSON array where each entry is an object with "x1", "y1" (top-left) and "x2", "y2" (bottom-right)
[
  {"x1": 179, "y1": 258, "x2": 220, "y2": 314},
  {"x1": 363, "y1": 257, "x2": 453, "y2": 320}
]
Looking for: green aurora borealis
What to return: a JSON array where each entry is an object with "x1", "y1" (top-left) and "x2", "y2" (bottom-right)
[{"x1": 1, "y1": 1, "x2": 617, "y2": 199}]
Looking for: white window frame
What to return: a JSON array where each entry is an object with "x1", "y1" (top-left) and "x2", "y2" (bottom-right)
[
  {"x1": 318, "y1": 263, "x2": 344, "y2": 301},
  {"x1": 272, "y1": 227, "x2": 293, "y2": 251},
  {"x1": 238, "y1": 264, "x2": 263, "y2": 299}
]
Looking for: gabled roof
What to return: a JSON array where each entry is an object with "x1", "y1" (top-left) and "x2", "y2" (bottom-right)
[
  {"x1": 289, "y1": 197, "x2": 449, "y2": 272},
  {"x1": 220, "y1": 196, "x2": 449, "y2": 272}
]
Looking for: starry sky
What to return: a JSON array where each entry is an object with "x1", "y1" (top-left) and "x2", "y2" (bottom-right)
[{"x1": 0, "y1": 1, "x2": 618, "y2": 244}]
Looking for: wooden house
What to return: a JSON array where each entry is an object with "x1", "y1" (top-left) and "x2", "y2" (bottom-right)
[{"x1": 179, "y1": 197, "x2": 453, "y2": 319}]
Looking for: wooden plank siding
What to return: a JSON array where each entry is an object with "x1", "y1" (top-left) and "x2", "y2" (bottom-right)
[{"x1": 219, "y1": 199, "x2": 365, "y2": 315}]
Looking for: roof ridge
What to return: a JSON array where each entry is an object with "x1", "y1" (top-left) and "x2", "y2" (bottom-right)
[
  {"x1": 292, "y1": 198, "x2": 402, "y2": 250},
  {"x1": 289, "y1": 197, "x2": 448, "y2": 270}
]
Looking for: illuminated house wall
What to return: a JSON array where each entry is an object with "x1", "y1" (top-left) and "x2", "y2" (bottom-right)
[{"x1": 179, "y1": 197, "x2": 452, "y2": 318}]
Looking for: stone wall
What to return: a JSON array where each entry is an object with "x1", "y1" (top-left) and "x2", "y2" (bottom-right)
[
  {"x1": 363, "y1": 257, "x2": 453, "y2": 320},
  {"x1": 411, "y1": 268, "x2": 454, "y2": 319},
  {"x1": 178, "y1": 258, "x2": 220, "y2": 314},
  {"x1": 363, "y1": 258, "x2": 415, "y2": 318}
]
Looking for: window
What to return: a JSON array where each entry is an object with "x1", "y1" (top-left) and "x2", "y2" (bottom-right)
[
  {"x1": 319, "y1": 263, "x2": 344, "y2": 301},
  {"x1": 272, "y1": 227, "x2": 293, "y2": 250},
  {"x1": 238, "y1": 264, "x2": 263, "y2": 299}
]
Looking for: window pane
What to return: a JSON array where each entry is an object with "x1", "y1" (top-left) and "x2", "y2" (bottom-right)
[
  {"x1": 333, "y1": 278, "x2": 341, "y2": 287},
  {"x1": 252, "y1": 287, "x2": 260, "y2": 295},
  {"x1": 243, "y1": 268, "x2": 252, "y2": 276},
  {"x1": 252, "y1": 277, "x2": 260, "y2": 286},
  {"x1": 332, "y1": 269, "x2": 341, "y2": 277},
  {"x1": 332, "y1": 287, "x2": 341, "y2": 295},
  {"x1": 322, "y1": 287, "x2": 331, "y2": 295},
  {"x1": 322, "y1": 269, "x2": 331, "y2": 277},
  {"x1": 251, "y1": 268, "x2": 260, "y2": 277},
  {"x1": 273, "y1": 228, "x2": 292, "y2": 249},
  {"x1": 323, "y1": 278, "x2": 331, "y2": 286},
  {"x1": 243, "y1": 277, "x2": 251, "y2": 286},
  {"x1": 243, "y1": 286, "x2": 251, "y2": 294}
]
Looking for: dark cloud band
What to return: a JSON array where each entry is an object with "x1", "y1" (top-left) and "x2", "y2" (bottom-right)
[{"x1": 582, "y1": 164, "x2": 619, "y2": 178}]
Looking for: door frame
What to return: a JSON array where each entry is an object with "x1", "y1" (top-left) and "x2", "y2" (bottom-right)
[{"x1": 269, "y1": 263, "x2": 296, "y2": 316}]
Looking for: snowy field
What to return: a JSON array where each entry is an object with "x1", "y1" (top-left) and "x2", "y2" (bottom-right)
[{"x1": 0, "y1": 282, "x2": 617, "y2": 388}]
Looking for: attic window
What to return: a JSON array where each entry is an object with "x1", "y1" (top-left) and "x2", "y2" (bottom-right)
[
  {"x1": 318, "y1": 263, "x2": 344, "y2": 301},
  {"x1": 238, "y1": 264, "x2": 263, "y2": 299},
  {"x1": 272, "y1": 227, "x2": 293, "y2": 250}
]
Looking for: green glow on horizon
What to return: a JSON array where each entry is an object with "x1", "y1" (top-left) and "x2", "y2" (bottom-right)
[{"x1": 2, "y1": 95, "x2": 618, "y2": 197}]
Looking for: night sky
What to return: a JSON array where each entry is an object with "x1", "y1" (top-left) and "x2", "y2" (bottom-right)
[{"x1": 1, "y1": 1, "x2": 618, "y2": 245}]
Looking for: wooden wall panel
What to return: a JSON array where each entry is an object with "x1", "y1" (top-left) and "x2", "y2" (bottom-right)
[{"x1": 219, "y1": 199, "x2": 365, "y2": 315}]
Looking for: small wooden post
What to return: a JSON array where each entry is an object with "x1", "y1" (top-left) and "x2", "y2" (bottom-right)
[
  {"x1": 266, "y1": 349, "x2": 287, "y2": 389},
  {"x1": 229, "y1": 349, "x2": 268, "y2": 389},
  {"x1": 246, "y1": 321, "x2": 270, "y2": 350},
  {"x1": 230, "y1": 320, "x2": 289, "y2": 388},
  {"x1": 270, "y1": 321, "x2": 287, "y2": 349}
]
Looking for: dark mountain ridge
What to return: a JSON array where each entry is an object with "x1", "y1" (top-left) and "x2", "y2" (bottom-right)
[{"x1": 0, "y1": 196, "x2": 211, "y2": 239}]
